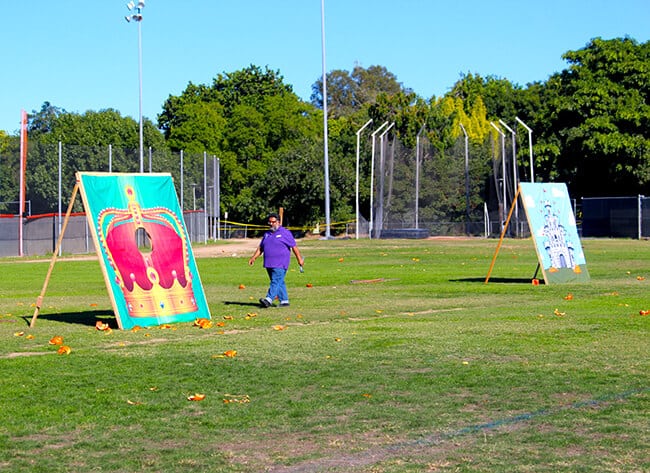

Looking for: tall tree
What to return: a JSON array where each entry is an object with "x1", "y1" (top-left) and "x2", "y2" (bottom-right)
[
  {"x1": 311, "y1": 65, "x2": 407, "y2": 118},
  {"x1": 159, "y1": 65, "x2": 322, "y2": 225},
  {"x1": 535, "y1": 37, "x2": 650, "y2": 196}
]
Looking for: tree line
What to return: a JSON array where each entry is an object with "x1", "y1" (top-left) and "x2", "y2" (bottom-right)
[{"x1": 0, "y1": 37, "x2": 648, "y2": 229}]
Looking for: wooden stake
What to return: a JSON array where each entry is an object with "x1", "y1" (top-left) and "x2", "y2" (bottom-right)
[
  {"x1": 485, "y1": 185, "x2": 521, "y2": 284},
  {"x1": 30, "y1": 183, "x2": 80, "y2": 328}
]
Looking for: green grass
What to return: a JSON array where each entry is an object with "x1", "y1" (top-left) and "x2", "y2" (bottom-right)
[{"x1": 1, "y1": 238, "x2": 648, "y2": 472}]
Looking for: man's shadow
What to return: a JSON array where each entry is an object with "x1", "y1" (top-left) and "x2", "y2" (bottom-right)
[{"x1": 223, "y1": 301, "x2": 263, "y2": 308}]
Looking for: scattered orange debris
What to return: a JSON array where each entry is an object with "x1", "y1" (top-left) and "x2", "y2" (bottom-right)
[
  {"x1": 49, "y1": 336, "x2": 64, "y2": 345},
  {"x1": 238, "y1": 284, "x2": 246, "y2": 289},
  {"x1": 223, "y1": 349, "x2": 237, "y2": 358},
  {"x1": 14, "y1": 331, "x2": 25, "y2": 337},
  {"x1": 131, "y1": 325, "x2": 142, "y2": 332},
  {"x1": 564, "y1": 293, "x2": 574, "y2": 300},
  {"x1": 57, "y1": 345, "x2": 71, "y2": 355},
  {"x1": 194, "y1": 318, "x2": 212, "y2": 329},
  {"x1": 95, "y1": 321, "x2": 110, "y2": 331},
  {"x1": 215, "y1": 321, "x2": 226, "y2": 327},
  {"x1": 636, "y1": 276, "x2": 646, "y2": 281},
  {"x1": 531, "y1": 279, "x2": 540, "y2": 286},
  {"x1": 223, "y1": 315, "x2": 234, "y2": 320},
  {"x1": 306, "y1": 283, "x2": 313, "y2": 288},
  {"x1": 639, "y1": 310, "x2": 650, "y2": 316},
  {"x1": 338, "y1": 258, "x2": 344, "y2": 262},
  {"x1": 554, "y1": 308, "x2": 566, "y2": 317},
  {"x1": 187, "y1": 393, "x2": 206, "y2": 401},
  {"x1": 223, "y1": 394, "x2": 250, "y2": 404},
  {"x1": 272, "y1": 325, "x2": 286, "y2": 331}
]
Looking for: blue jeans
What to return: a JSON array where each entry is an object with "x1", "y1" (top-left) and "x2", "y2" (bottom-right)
[{"x1": 265, "y1": 267, "x2": 289, "y2": 304}]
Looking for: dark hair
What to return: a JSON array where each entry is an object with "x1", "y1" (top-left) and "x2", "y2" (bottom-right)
[{"x1": 267, "y1": 212, "x2": 279, "y2": 220}]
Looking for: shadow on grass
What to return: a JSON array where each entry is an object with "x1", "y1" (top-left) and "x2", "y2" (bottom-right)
[
  {"x1": 223, "y1": 300, "x2": 264, "y2": 308},
  {"x1": 452, "y1": 277, "x2": 536, "y2": 284},
  {"x1": 23, "y1": 309, "x2": 115, "y2": 327}
]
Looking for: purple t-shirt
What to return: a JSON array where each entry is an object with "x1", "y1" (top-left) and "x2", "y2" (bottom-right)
[{"x1": 260, "y1": 226, "x2": 296, "y2": 269}]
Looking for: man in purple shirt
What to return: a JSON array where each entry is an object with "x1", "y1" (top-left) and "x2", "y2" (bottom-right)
[{"x1": 248, "y1": 213, "x2": 304, "y2": 308}]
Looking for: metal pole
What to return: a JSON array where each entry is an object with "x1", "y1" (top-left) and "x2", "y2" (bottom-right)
[
  {"x1": 58, "y1": 141, "x2": 62, "y2": 256},
  {"x1": 515, "y1": 116, "x2": 534, "y2": 182},
  {"x1": 203, "y1": 151, "x2": 207, "y2": 243},
  {"x1": 490, "y1": 122, "x2": 507, "y2": 232},
  {"x1": 213, "y1": 156, "x2": 218, "y2": 240},
  {"x1": 499, "y1": 119, "x2": 518, "y2": 236},
  {"x1": 217, "y1": 158, "x2": 221, "y2": 240},
  {"x1": 459, "y1": 123, "x2": 470, "y2": 236},
  {"x1": 109, "y1": 144, "x2": 112, "y2": 172},
  {"x1": 355, "y1": 119, "x2": 373, "y2": 239},
  {"x1": 369, "y1": 122, "x2": 389, "y2": 239},
  {"x1": 320, "y1": 0, "x2": 331, "y2": 239},
  {"x1": 180, "y1": 150, "x2": 184, "y2": 211},
  {"x1": 415, "y1": 124, "x2": 426, "y2": 230},
  {"x1": 377, "y1": 123, "x2": 395, "y2": 239},
  {"x1": 137, "y1": 17, "x2": 144, "y2": 173},
  {"x1": 125, "y1": 1, "x2": 145, "y2": 173}
]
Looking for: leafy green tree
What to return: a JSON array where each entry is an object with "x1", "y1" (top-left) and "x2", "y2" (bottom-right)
[
  {"x1": 535, "y1": 37, "x2": 650, "y2": 196},
  {"x1": 159, "y1": 65, "x2": 322, "y2": 225},
  {"x1": 24, "y1": 105, "x2": 167, "y2": 213},
  {"x1": 311, "y1": 65, "x2": 407, "y2": 118}
]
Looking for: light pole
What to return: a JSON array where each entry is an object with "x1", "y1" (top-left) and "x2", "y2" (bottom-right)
[
  {"x1": 320, "y1": 0, "x2": 332, "y2": 239},
  {"x1": 355, "y1": 119, "x2": 373, "y2": 239},
  {"x1": 499, "y1": 119, "x2": 518, "y2": 236},
  {"x1": 515, "y1": 116, "x2": 534, "y2": 182},
  {"x1": 459, "y1": 123, "x2": 470, "y2": 236},
  {"x1": 369, "y1": 121, "x2": 389, "y2": 239},
  {"x1": 377, "y1": 122, "x2": 394, "y2": 239},
  {"x1": 490, "y1": 122, "x2": 507, "y2": 232},
  {"x1": 125, "y1": 0, "x2": 145, "y2": 173},
  {"x1": 415, "y1": 124, "x2": 426, "y2": 230}
]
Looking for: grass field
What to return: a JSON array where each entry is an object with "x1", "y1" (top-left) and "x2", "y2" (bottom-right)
[{"x1": 1, "y1": 237, "x2": 648, "y2": 472}]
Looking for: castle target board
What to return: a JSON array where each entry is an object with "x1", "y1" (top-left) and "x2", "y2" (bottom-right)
[
  {"x1": 77, "y1": 172, "x2": 211, "y2": 329},
  {"x1": 519, "y1": 182, "x2": 590, "y2": 284}
]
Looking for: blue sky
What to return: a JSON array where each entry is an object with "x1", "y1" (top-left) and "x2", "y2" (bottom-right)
[{"x1": 1, "y1": 0, "x2": 648, "y2": 134}]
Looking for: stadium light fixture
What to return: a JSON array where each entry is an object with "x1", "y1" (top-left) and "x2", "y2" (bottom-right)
[
  {"x1": 125, "y1": 0, "x2": 145, "y2": 172},
  {"x1": 515, "y1": 116, "x2": 534, "y2": 182},
  {"x1": 355, "y1": 119, "x2": 373, "y2": 239},
  {"x1": 369, "y1": 121, "x2": 389, "y2": 239}
]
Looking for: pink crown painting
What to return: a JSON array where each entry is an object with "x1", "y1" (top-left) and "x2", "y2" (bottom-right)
[{"x1": 77, "y1": 172, "x2": 211, "y2": 329}]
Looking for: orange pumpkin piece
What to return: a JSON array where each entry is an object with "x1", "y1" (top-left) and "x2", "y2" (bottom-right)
[
  {"x1": 49, "y1": 336, "x2": 63, "y2": 345},
  {"x1": 95, "y1": 321, "x2": 110, "y2": 331},
  {"x1": 57, "y1": 345, "x2": 71, "y2": 355},
  {"x1": 187, "y1": 393, "x2": 206, "y2": 401}
]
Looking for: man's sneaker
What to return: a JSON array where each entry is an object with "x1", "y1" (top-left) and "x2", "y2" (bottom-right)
[
  {"x1": 259, "y1": 298, "x2": 272, "y2": 308},
  {"x1": 279, "y1": 301, "x2": 290, "y2": 307}
]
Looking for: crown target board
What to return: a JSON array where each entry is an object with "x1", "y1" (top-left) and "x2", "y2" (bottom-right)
[{"x1": 77, "y1": 172, "x2": 211, "y2": 329}]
